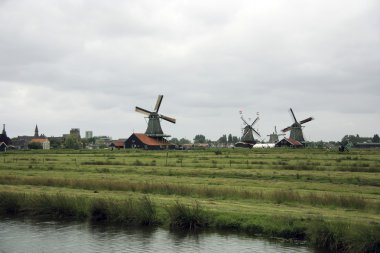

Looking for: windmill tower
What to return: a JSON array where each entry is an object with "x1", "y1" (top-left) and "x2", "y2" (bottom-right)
[
  {"x1": 135, "y1": 95, "x2": 176, "y2": 138},
  {"x1": 240, "y1": 114, "x2": 260, "y2": 144},
  {"x1": 281, "y1": 108, "x2": 313, "y2": 144},
  {"x1": 267, "y1": 126, "x2": 285, "y2": 143}
]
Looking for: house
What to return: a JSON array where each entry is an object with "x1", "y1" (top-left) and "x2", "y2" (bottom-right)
[
  {"x1": 30, "y1": 138, "x2": 50, "y2": 150},
  {"x1": 110, "y1": 139, "x2": 126, "y2": 149},
  {"x1": 354, "y1": 143, "x2": 380, "y2": 148},
  {"x1": 0, "y1": 142, "x2": 7, "y2": 152},
  {"x1": 125, "y1": 133, "x2": 175, "y2": 150},
  {"x1": 275, "y1": 137, "x2": 303, "y2": 148}
]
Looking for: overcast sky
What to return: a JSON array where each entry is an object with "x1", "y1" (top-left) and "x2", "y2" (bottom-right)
[{"x1": 1, "y1": 0, "x2": 379, "y2": 142}]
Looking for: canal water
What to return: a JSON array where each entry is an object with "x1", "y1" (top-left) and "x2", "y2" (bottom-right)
[{"x1": 0, "y1": 218, "x2": 319, "y2": 253}]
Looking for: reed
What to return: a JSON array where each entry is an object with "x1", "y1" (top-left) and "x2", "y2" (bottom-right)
[{"x1": 165, "y1": 201, "x2": 209, "y2": 230}]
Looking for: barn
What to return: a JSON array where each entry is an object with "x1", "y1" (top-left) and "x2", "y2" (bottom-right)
[
  {"x1": 124, "y1": 133, "x2": 175, "y2": 150},
  {"x1": 275, "y1": 137, "x2": 303, "y2": 148}
]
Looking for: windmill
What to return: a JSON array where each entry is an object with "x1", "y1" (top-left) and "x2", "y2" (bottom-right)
[
  {"x1": 281, "y1": 108, "x2": 313, "y2": 144},
  {"x1": 240, "y1": 114, "x2": 260, "y2": 144},
  {"x1": 267, "y1": 126, "x2": 285, "y2": 143},
  {"x1": 135, "y1": 95, "x2": 176, "y2": 138}
]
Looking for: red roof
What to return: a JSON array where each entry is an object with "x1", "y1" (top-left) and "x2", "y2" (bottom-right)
[
  {"x1": 134, "y1": 133, "x2": 171, "y2": 146},
  {"x1": 286, "y1": 137, "x2": 303, "y2": 146},
  {"x1": 112, "y1": 139, "x2": 126, "y2": 147},
  {"x1": 31, "y1": 138, "x2": 49, "y2": 143}
]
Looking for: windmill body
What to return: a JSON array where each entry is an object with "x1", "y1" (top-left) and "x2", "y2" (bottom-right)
[
  {"x1": 289, "y1": 122, "x2": 304, "y2": 142},
  {"x1": 281, "y1": 108, "x2": 313, "y2": 145},
  {"x1": 135, "y1": 95, "x2": 176, "y2": 138},
  {"x1": 267, "y1": 126, "x2": 285, "y2": 143},
  {"x1": 241, "y1": 125, "x2": 255, "y2": 143},
  {"x1": 236, "y1": 115, "x2": 260, "y2": 147}
]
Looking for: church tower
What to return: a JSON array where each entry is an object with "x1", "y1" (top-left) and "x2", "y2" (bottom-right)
[
  {"x1": 34, "y1": 124, "x2": 39, "y2": 137},
  {"x1": 2, "y1": 124, "x2": 6, "y2": 135}
]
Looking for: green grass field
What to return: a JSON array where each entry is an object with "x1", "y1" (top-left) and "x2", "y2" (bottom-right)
[{"x1": 0, "y1": 148, "x2": 379, "y2": 252}]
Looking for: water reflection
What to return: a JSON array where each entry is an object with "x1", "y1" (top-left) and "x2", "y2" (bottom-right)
[{"x1": 0, "y1": 218, "x2": 318, "y2": 253}]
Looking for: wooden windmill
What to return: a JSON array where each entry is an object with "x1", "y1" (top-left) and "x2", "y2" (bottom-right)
[
  {"x1": 281, "y1": 108, "x2": 313, "y2": 144},
  {"x1": 267, "y1": 126, "x2": 285, "y2": 143},
  {"x1": 240, "y1": 115, "x2": 261, "y2": 144},
  {"x1": 135, "y1": 95, "x2": 176, "y2": 138}
]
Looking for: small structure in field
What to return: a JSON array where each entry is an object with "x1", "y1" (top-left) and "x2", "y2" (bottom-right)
[
  {"x1": 125, "y1": 133, "x2": 175, "y2": 150},
  {"x1": 253, "y1": 143, "x2": 275, "y2": 148},
  {"x1": 275, "y1": 137, "x2": 303, "y2": 148},
  {"x1": 110, "y1": 139, "x2": 126, "y2": 149}
]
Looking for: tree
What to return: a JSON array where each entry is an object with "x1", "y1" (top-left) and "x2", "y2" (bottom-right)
[
  {"x1": 227, "y1": 134, "x2": 233, "y2": 144},
  {"x1": 373, "y1": 134, "x2": 380, "y2": 143},
  {"x1": 28, "y1": 142, "x2": 43, "y2": 149},
  {"x1": 49, "y1": 138, "x2": 63, "y2": 149},
  {"x1": 218, "y1": 135, "x2": 227, "y2": 146},
  {"x1": 193, "y1": 134, "x2": 206, "y2": 144},
  {"x1": 64, "y1": 135, "x2": 82, "y2": 149},
  {"x1": 169, "y1": 138, "x2": 179, "y2": 145},
  {"x1": 179, "y1": 138, "x2": 191, "y2": 145}
]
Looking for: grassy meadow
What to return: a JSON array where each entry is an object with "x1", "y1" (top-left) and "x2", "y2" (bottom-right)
[{"x1": 0, "y1": 148, "x2": 379, "y2": 252}]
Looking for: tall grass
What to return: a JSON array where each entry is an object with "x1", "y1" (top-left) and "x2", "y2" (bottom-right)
[
  {"x1": 307, "y1": 220, "x2": 380, "y2": 253},
  {"x1": 165, "y1": 201, "x2": 209, "y2": 230},
  {"x1": 0, "y1": 175, "x2": 372, "y2": 210},
  {"x1": 0, "y1": 191, "x2": 157, "y2": 225}
]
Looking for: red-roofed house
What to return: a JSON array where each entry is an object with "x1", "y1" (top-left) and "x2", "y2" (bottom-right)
[
  {"x1": 125, "y1": 133, "x2": 175, "y2": 150},
  {"x1": 275, "y1": 137, "x2": 303, "y2": 148},
  {"x1": 110, "y1": 139, "x2": 126, "y2": 149},
  {"x1": 30, "y1": 138, "x2": 50, "y2": 150}
]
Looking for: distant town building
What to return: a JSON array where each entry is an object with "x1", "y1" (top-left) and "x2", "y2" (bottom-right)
[
  {"x1": 94, "y1": 136, "x2": 112, "y2": 147},
  {"x1": 30, "y1": 138, "x2": 50, "y2": 149},
  {"x1": 34, "y1": 124, "x2": 39, "y2": 137},
  {"x1": 0, "y1": 124, "x2": 11, "y2": 146},
  {"x1": 85, "y1": 131, "x2": 93, "y2": 139},
  {"x1": 70, "y1": 128, "x2": 81, "y2": 139},
  {"x1": 12, "y1": 124, "x2": 47, "y2": 149}
]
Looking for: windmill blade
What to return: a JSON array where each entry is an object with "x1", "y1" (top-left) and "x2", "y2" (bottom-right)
[
  {"x1": 240, "y1": 116, "x2": 249, "y2": 126},
  {"x1": 135, "y1": 106, "x2": 152, "y2": 116},
  {"x1": 160, "y1": 114, "x2": 176, "y2": 124},
  {"x1": 282, "y1": 126, "x2": 292, "y2": 132},
  {"x1": 250, "y1": 117, "x2": 259, "y2": 127},
  {"x1": 300, "y1": 117, "x2": 314, "y2": 124},
  {"x1": 154, "y1": 95, "x2": 164, "y2": 112},
  {"x1": 252, "y1": 128, "x2": 261, "y2": 137},
  {"x1": 289, "y1": 108, "x2": 298, "y2": 123},
  {"x1": 274, "y1": 126, "x2": 277, "y2": 134}
]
